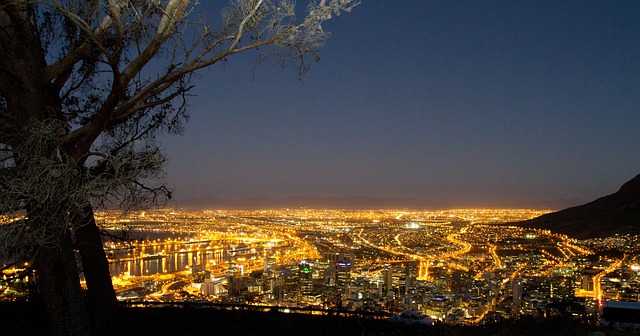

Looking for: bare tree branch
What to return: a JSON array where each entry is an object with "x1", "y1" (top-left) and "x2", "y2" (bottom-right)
[{"x1": 0, "y1": 0, "x2": 358, "y2": 282}]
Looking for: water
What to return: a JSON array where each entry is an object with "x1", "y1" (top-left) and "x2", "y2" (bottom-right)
[{"x1": 107, "y1": 232, "x2": 262, "y2": 277}]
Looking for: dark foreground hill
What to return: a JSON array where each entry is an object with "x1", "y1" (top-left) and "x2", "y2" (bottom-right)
[
  {"x1": 1, "y1": 302, "x2": 631, "y2": 336},
  {"x1": 514, "y1": 174, "x2": 640, "y2": 239}
]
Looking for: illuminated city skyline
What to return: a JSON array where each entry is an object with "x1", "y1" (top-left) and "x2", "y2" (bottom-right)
[{"x1": 86, "y1": 208, "x2": 640, "y2": 325}]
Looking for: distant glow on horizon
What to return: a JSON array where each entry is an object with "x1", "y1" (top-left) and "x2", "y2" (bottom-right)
[{"x1": 162, "y1": 2, "x2": 640, "y2": 208}]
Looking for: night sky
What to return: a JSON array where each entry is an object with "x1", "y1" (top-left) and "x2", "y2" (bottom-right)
[{"x1": 161, "y1": 1, "x2": 640, "y2": 209}]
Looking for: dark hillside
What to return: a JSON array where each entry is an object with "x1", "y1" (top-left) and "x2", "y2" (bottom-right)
[
  {"x1": 514, "y1": 174, "x2": 640, "y2": 239},
  {"x1": 1, "y1": 302, "x2": 633, "y2": 336}
]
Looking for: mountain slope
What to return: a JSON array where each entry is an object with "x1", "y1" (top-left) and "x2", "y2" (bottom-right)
[{"x1": 514, "y1": 174, "x2": 640, "y2": 239}]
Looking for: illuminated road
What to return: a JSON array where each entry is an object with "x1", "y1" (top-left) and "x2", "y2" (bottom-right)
[
  {"x1": 445, "y1": 232, "x2": 472, "y2": 258},
  {"x1": 474, "y1": 243, "x2": 501, "y2": 281},
  {"x1": 593, "y1": 255, "x2": 626, "y2": 300},
  {"x1": 356, "y1": 229, "x2": 432, "y2": 279},
  {"x1": 357, "y1": 227, "x2": 473, "y2": 278}
]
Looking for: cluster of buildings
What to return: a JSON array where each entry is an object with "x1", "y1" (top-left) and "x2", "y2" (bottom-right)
[
  {"x1": 129, "y1": 242, "x2": 639, "y2": 325},
  {"x1": 4, "y1": 209, "x2": 639, "y2": 326}
]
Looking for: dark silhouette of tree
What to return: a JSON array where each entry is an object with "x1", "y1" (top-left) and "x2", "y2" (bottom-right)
[{"x1": 0, "y1": 1, "x2": 357, "y2": 335}]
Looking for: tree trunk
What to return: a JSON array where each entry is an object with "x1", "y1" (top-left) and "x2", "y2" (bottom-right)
[
  {"x1": 34, "y1": 229, "x2": 93, "y2": 336},
  {"x1": 74, "y1": 205, "x2": 120, "y2": 336}
]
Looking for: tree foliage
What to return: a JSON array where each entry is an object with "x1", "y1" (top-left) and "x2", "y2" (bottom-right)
[
  {"x1": 0, "y1": 0, "x2": 357, "y2": 262},
  {"x1": 0, "y1": 1, "x2": 356, "y2": 334}
]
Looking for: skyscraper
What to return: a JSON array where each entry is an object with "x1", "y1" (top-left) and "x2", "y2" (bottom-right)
[
  {"x1": 299, "y1": 260, "x2": 313, "y2": 300},
  {"x1": 335, "y1": 261, "x2": 351, "y2": 291},
  {"x1": 513, "y1": 279, "x2": 523, "y2": 308}
]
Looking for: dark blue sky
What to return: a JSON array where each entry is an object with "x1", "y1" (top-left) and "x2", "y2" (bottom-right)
[{"x1": 161, "y1": 1, "x2": 640, "y2": 208}]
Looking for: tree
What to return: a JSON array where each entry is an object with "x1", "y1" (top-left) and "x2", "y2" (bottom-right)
[{"x1": 0, "y1": 1, "x2": 357, "y2": 335}]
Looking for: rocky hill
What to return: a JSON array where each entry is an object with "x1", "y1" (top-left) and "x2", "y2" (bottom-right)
[{"x1": 513, "y1": 174, "x2": 640, "y2": 239}]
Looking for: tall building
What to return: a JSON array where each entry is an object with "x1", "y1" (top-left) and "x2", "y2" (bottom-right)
[
  {"x1": 404, "y1": 261, "x2": 418, "y2": 294},
  {"x1": 513, "y1": 279, "x2": 523, "y2": 308},
  {"x1": 582, "y1": 269, "x2": 597, "y2": 292},
  {"x1": 264, "y1": 257, "x2": 277, "y2": 273},
  {"x1": 335, "y1": 261, "x2": 351, "y2": 291},
  {"x1": 550, "y1": 276, "x2": 574, "y2": 298},
  {"x1": 278, "y1": 264, "x2": 300, "y2": 300},
  {"x1": 299, "y1": 260, "x2": 314, "y2": 300},
  {"x1": 228, "y1": 275, "x2": 247, "y2": 297},
  {"x1": 450, "y1": 270, "x2": 472, "y2": 293},
  {"x1": 385, "y1": 268, "x2": 394, "y2": 298},
  {"x1": 325, "y1": 252, "x2": 340, "y2": 263},
  {"x1": 311, "y1": 259, "x2": 334, "y2": 286}
]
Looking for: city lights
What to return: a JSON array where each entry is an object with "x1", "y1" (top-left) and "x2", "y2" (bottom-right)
[{"x1": 3, "y1": 208, "x2": 638, "y2": 324}]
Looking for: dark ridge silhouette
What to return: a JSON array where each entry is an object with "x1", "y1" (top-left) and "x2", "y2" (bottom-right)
[{"x1": 513, "y1": 174, "x2": 640, "y2": 239}]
